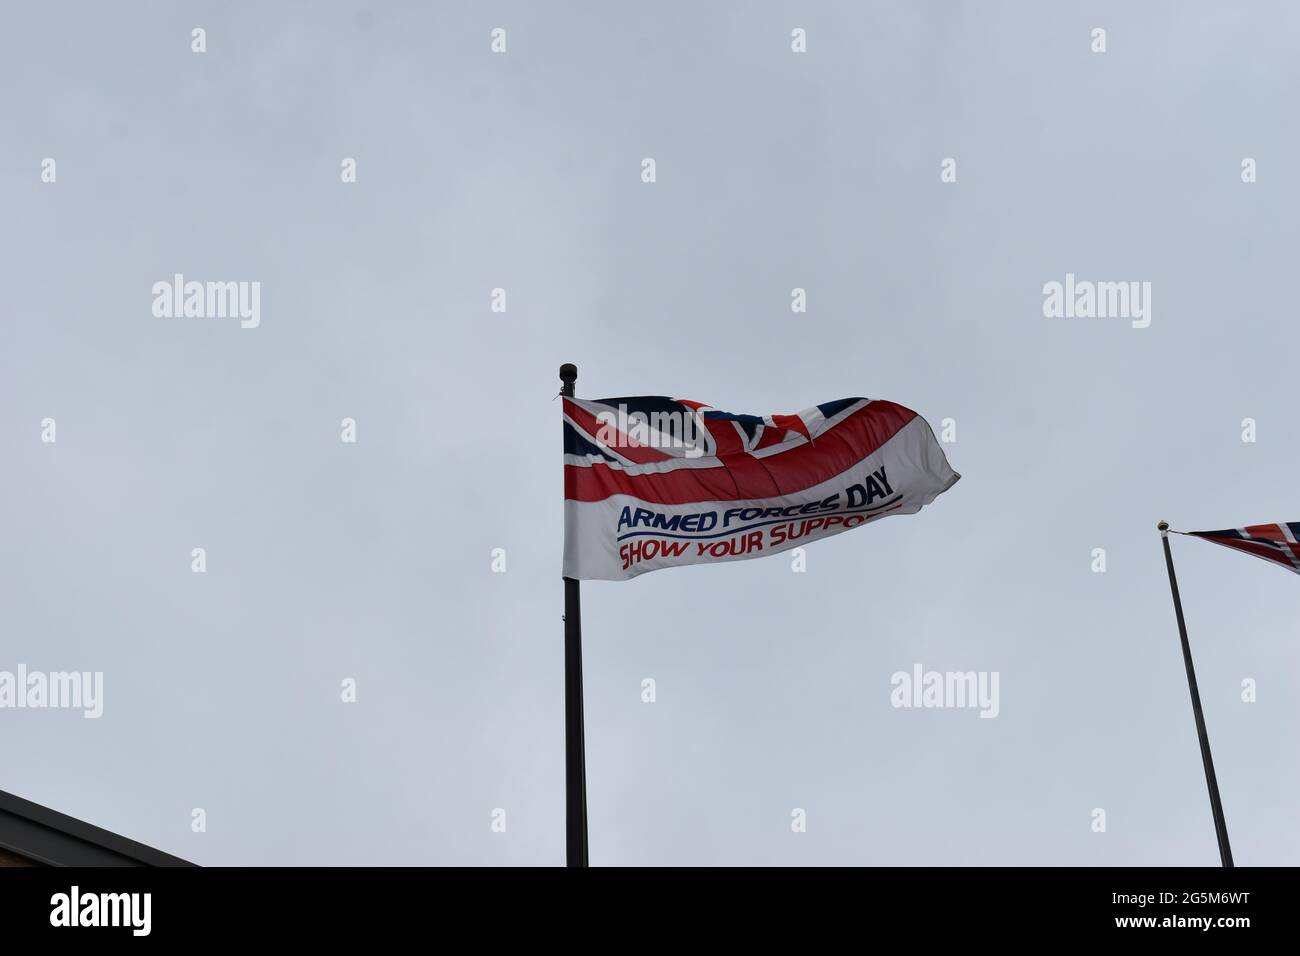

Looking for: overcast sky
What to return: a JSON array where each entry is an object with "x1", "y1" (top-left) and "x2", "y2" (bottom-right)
[{"x1": 3, "y1": 1, "x2": 1299, "y2": 865}]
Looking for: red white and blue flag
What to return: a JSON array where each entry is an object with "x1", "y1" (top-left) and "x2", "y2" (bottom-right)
[
  {"x1": 1185, "y1": 523, "x2": 1300, "y2": 575},
  {"x1": 562, "y1": 395, "x2": 960, "y2": 580}
]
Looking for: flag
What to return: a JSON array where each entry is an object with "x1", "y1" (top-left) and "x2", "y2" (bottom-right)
[
  {"x1": 562, "y1": 395, "x2": 959, "y2": 580},
  {"x1": 1186, "y1": 523, "x2": 1300, "y2": 575}
]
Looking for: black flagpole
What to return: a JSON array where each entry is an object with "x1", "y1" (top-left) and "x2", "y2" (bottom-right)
[
  {"x1": 560, "y1": 363, "x2": 589, "y2": 867},
  {"x1": 1157, "y1": 521, "x2": 1233, "y2": 868}
]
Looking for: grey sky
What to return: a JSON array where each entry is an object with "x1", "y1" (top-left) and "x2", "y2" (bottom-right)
[{"x1": 2, "y1": 1, "x2": 1298, "y2": 865}]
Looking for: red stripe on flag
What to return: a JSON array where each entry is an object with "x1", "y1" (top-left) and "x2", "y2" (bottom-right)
[
  {"x1": 1203, "y1": 536, "x2": 1298, "y2": 569},
  {"x1": 1243, "y1": 523, "x2": 1286, "y2": 542},
  {"x1": 706, "y1": 419, "x2": 745, "y2": 456},
  {"x1": 769, "y1": 413, "x2": 810, "y2": 442}
]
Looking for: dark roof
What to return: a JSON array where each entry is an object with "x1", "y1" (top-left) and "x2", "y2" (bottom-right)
[{"x1": 0, "y1": 788, "x2": 195, "y2": 867}]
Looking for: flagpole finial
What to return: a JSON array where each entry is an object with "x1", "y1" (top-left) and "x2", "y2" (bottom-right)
[
  {"x1": 559, "y1": 364, "x2": 577, "y2": 400},
  {"x1": 1157, "y1": 520, "x2": 1170, "y2": 535}
]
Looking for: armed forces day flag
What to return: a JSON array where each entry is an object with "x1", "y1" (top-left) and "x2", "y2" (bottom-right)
[
  {"x1": 562, "y1": 395, "x2": 959, "y2": 581},
  {"x1": 1184, "y1": 523, "x2": 1300, "y2": 575}
]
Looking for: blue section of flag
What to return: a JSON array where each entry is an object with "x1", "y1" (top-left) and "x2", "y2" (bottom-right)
[
  {"x1": 591, "y1": 396, "x2": 687, "y2": 417},
  {"x1": 817, "y1": 397, "x2": 863, "y2": 419},
  {"x1": 562, "y1": 421, "x2": 619, "y2": 462}
]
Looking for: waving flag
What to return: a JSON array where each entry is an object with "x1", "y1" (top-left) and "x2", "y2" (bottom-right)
[
  {"x1": 562, "y1": 395, "x2": 959, "y2": 580},
  {"x1": 1185, "y1": 523, "x2": 1300, "y2": 575}
]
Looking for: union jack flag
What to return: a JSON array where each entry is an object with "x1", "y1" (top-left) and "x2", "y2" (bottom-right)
[
  {"x1": 562, "y1": 395, "x2": 918, "y2": 502},
  {"x1": 1185, "y1": 523, "x2": 1300, "y2": 575},
  {"x1": 562, "y1": 394, "x2": 959, "y2": 580}
]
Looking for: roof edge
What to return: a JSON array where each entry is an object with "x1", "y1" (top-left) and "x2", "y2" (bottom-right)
[{"x1": 0, "y1": 788, "x2": 196, "y2": 867}]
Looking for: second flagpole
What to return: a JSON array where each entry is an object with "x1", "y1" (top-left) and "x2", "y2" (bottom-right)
[
  {"x1": 1157, "y1": 520, "x2": 1233, "y2": 868},
  {"x1": 560, "y1": 363, "x2": 589, "y2": 867}
]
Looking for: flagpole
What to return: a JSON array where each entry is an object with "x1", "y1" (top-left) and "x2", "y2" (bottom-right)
[
  {"x1": 1157, "y1": 521, "x2": 1233, "y2": 868},
  {"x1": 560, "y1": 363, "x2": 589, "y2": 867}
]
